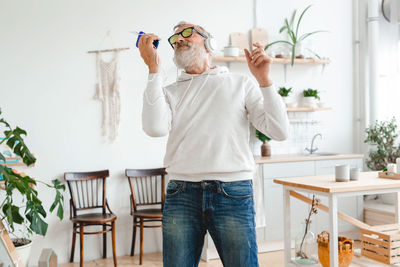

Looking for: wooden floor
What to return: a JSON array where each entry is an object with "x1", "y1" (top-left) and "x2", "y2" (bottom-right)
[
  {"x1": 59, "y1": 248, "x2": 393, "y2": 267},
  {"x1": 60, "y1": 250, "x2": 286, "y2": 267}
]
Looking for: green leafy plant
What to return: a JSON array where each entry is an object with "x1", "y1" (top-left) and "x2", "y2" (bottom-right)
[
  {"x1": 278, "y1": 87, "x2": 293, "y2": 97},
  {"x1": 0, "y1": 109, "x2": 65, "y2": 244},
  {"x1": 364, "y1": 118, "x2": 400, "y2": 171},
  {"x1": 265, "y1": 5, "x2": 326, "y2": 66},
  {"x1": 303, "y1": 89, "x2": 320, "y2": 100},
  {"x1": 256, "y1": 130, "x2": 271, "y2": 143}
]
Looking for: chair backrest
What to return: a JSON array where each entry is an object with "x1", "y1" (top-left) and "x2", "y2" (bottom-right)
[
  {"x1": 64, "y1": 170, "x2": 109, "y2": 216},
  {"x1": 125, "y1": 168, "x2": 166, "y2": 212}
]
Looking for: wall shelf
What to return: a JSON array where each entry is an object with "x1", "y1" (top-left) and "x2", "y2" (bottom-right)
[
  {"x1": 286, "y1": 107, "x2": 332, "y2": 112},
  {"x1": 212, "y1": 56, "x2": 330, "y2": 65}
]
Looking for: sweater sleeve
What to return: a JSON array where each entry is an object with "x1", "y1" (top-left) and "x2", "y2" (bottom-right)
[
  {"x1": 142, "y1": 73, "x2": 172, "y2": 137},
  {"x1": 245, "y1": 79, "x2": 289, "y2": 141}
]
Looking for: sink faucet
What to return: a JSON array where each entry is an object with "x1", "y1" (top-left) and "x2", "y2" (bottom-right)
[{"x1": 305, "y1": 133, "x2": 322, "y2": 154}]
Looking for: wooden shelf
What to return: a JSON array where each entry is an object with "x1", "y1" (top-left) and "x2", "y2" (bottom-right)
[
  {"x1": 212, "y1": 56, "x2": 330, "y2": 65},
  {"x1": 286, "y1": 107, "x2": 332, "y2": 112}
]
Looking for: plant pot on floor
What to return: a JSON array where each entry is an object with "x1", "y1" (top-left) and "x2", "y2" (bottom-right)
[{"x1": 13, "y1": 238, "x2": 33, "y2": 267}]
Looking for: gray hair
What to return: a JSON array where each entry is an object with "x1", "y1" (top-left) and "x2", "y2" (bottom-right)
[{"x1": 173, "y1": 21, "x2": 211, "y2": 38}]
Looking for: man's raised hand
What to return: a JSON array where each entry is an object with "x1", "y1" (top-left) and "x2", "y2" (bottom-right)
[{"x1": 244, "y1": 43, "x2": 272, "y2": 87}]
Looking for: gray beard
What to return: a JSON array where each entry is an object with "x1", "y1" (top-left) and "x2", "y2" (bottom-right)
[{"x1": 173, "y1": 41, "x2": 208, "y2": 72}]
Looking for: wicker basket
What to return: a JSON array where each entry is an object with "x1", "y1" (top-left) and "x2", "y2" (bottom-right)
[
  {"x1": 317, "y1": 231, "x2": 354, "y2": 267},
  {"x1": 361, "y1": 224, "x2": 400, "y2": 264}
]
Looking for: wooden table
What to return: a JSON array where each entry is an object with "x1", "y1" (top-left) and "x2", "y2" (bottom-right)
[{"x1": 274, "y1": 171, "x2": 400, "y2": 267}]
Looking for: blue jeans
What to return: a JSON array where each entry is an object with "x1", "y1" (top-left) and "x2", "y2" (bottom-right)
[{"x1": 162, "y1": 180, "x2": 259, "y2": 267}]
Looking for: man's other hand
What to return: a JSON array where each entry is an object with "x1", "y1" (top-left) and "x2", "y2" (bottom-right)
[{"x1": 138, "y1": 33, "x2": 161, "y2": 73}]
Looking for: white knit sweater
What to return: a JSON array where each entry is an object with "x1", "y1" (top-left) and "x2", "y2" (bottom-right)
[{"x1": 142, "y1": 66, "x2": 289, "y2": 182}]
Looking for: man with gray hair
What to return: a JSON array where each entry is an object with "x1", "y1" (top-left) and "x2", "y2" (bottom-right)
[{"x1": 138, "y1": 21, "x2": 289, "y2": 267}]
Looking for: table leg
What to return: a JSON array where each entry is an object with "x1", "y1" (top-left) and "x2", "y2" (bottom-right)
[
  {"x1": 395, "y1": 192, "x2": 400, "y2": 223},
  {"x1": 283, "y1": 188, "x2": 291, "y2": 266},
  {"x1": 329, "y1": 194, "x2": 338, "y2": 267}
]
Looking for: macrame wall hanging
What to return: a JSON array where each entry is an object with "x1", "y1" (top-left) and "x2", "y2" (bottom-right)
[{"x1": 88, "y1": 32, "x2": 129, "y2": 142}]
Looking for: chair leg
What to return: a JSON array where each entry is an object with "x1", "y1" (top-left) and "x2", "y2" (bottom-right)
[
  {"x1": 140, "y1": 218, "x2": 144, "y2": 265},
  {"x1": 131, "y1": 217, "x2": 137, "y2": 256},
  {"x1": 112, "y1": 221, "x2": 117, "y2": 267},
  {"x1": 103, "y1": 224, "x2": 107, "y2": 258},
  {"x1": 70, "y1": 223, "x2": 76, "y2": 262},
  {"x1": 80, "y1": 225, "x2": 84, "y2": 267}
]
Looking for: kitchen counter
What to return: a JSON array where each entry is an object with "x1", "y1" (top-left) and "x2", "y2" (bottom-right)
[{"x1": 254, "y1": 153, "x2": 364, "y2": 164}]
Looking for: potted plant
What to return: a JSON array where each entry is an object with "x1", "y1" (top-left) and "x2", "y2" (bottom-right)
[
  {"x1": 302, "y1": 88, "x2": 320, "y2": 108},
  {"x1": 278, "y1": 86, "x2": 295, "y2": 107},
  {"x1": 0, "y1": 109, "x2": 65, "y2": 266},
  {"x1": 256, "y1": 130, "x2": 271, "y2": 157},
  {"x1": 364, "y1": 118, "x2": 400, "y2": 171},
  {"x1": 264, "y1": 5, "x2": 327, "y2": 66}
]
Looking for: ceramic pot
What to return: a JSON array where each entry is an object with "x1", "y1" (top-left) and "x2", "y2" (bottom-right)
[
  {"x1": 302, "y1": 96, "x2": 317, "y2": 108},
  {"x1": 295, "y1": 42, "x2": 305, "y2": 58},
  {"x1": 261, "y1": 141, "x2": 271, "y2": 157},
  {"x1": 14, "y1": 239, "x2": 33, "y2": 267},
  {"x1": 224, "y1": 46, "x2": 239, "y2": 57}
]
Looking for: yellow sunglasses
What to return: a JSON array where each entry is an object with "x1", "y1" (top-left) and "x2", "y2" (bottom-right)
[{"x1": 168, "y1": 27, "x2": 207, "y2": 49}]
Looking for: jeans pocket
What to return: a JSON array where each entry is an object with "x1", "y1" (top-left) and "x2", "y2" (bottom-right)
[
  {"x1": 166, "y1": 181, "x2": 183, "y2": 197},
  {"x1": 221, "y1": 181, "x2": 253, "y2": 199}
]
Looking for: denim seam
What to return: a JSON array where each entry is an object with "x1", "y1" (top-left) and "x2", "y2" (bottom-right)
[{"x1": 220, "y1": 186, "x2": 253, "y2": 199}]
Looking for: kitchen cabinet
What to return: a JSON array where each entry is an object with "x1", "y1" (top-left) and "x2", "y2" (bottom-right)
[{"x1": 262, "y1": 161, "x2": 314, "y2": 243}]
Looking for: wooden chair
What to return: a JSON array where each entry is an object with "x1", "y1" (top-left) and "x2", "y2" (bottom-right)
[
  {"x1": 64, "y1": 170, "x2": 117, "y2": 267},
  {"x1": 125, "y1": 168, "x2": 166, "y2": 265}
]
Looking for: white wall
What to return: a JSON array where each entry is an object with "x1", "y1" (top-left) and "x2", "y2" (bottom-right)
[{"x1": 0, "y1": 0, "x2": 354, "y2": 264}]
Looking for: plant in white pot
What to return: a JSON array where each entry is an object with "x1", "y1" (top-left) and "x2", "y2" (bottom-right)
[
  {"x1": 302, "y1": 88, "x2": 320, "y2": 108},
  {"x1": 0, "y1": 109, "x2": 65, "y2": 266},
  {"x1": 256, "y1": 130, "x2": 272, "y2": 157},
  {"x1": 278, "y1": 86, "x2": 295, "y2": 107},
  {"x1": 264, "y1": 5, "x2": 327, "y2": 66},
  {"x1": 364, "y1": 117, "x2": 400, "y2": 171}
]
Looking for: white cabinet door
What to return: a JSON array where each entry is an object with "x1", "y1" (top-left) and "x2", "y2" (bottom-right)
[
  {"x1": 264, "y1": 178, "x2": 284, "y2": 241},
  {"x1": 263, "y1": 161, "x2": 315, "y2": 179},
  {"x1": 263, "y1": 161, "x2": 315, "y2": 241},
  {"x1": 264, "y1": 178, "x2": 311, "y2": 241}
]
